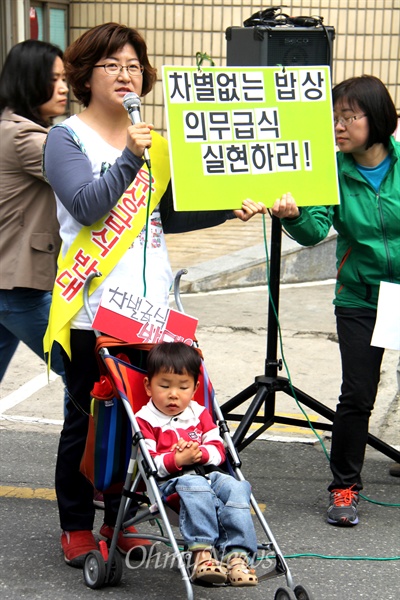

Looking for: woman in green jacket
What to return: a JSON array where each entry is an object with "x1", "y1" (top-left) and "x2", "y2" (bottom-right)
[{"x1": 272, "y1": 75, "x2": 400, "y2": 527}]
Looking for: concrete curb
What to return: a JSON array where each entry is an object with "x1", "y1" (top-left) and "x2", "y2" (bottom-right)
[{"x1": 177, "y1": 231, "x2": 337, "y2": 293}]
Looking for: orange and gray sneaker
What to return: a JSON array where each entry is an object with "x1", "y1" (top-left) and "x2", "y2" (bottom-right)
[
  {"x1": 99, "y1": 523, "x2": 152, "y2": 560},
  {"x1": 327, "y1": 486, "x2": 359, "y2": 526},
  {"x1": 61, "y1": 530, "x2": 99, "y2": 568}
]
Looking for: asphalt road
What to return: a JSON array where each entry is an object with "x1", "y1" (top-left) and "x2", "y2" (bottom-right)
[{"x1": 0, "y1": 429, "x2": 399, "y2": 600}]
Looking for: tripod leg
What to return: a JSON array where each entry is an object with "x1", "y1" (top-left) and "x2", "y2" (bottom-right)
[
  {"x1": 282, "y1": 381, "x2": 400, "y2": 462},
  {"x1": 221, "y1": 382, "x2": 258, "y2": 414},
  {"x1": 232, "y1": 385, "x2": 270, "y2": 447}
]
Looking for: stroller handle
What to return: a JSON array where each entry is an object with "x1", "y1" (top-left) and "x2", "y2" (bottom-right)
[
  {"x1": 173, "y1": 268, "x2": 188, "y2": 313},
  {"x1": 83, "y1": 270, "x2": 103, "y2": 325}
]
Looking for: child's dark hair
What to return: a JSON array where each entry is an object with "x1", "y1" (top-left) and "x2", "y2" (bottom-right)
[{"x1": 146, "y1": 342, "x2": 202, "y2": 384}]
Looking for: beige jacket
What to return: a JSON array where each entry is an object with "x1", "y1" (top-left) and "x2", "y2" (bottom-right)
[{"x1": 0, "y1": 108, "x2": 61, "y2": 290}]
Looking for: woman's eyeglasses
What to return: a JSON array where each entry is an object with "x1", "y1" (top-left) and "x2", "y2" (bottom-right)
[
  {"x1": 93, "y1": 63, "x2": 144, "y2": 77},
  {"x1": 333, "y1": 114, "x2": 366, "y2": 127}
]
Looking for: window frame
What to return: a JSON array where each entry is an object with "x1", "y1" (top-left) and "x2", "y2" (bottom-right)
[{"x1": 27, "y1": 0, "x2": 69, "y2": 51}]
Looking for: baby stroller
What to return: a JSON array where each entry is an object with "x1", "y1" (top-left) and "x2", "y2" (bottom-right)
[{"x1": 80, "y1": 271, "x2": 314, "y2": 600}]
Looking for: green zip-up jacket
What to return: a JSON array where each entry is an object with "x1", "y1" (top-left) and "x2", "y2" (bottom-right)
[{"x1": 282, "y1": 136, "x2": 400, "y2": 309}]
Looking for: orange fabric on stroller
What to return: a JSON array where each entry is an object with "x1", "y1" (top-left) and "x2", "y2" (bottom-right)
[{"x1": 80, "y1": 338, "x2": 214, "y2": 492}]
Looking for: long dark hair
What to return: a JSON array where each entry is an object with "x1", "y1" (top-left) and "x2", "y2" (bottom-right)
[
  {"x1": 333, "y1": 75, "x2": 398, "y2": 149},
  {"x1": 0, "y1": 40, "x2": 64, "y2": 127},
  {"x1": 64, "y1": 22, "x2": 157, "y2": 107}
]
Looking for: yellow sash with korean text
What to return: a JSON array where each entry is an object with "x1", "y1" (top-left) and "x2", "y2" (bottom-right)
[{"x1": 44, "y1": 131, "x2": 170, "y2": 361}]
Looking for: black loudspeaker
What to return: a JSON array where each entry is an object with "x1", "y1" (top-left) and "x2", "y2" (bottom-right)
[{"x1": 226, "y1": 26, "x2": 335, "y2": 69}]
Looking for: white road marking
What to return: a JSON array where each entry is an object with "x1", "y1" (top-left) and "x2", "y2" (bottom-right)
[{"x1": 0, "y1": 371, "x2": 59, "y2": 413}]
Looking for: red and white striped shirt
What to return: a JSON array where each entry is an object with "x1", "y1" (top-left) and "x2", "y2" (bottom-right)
[{"x1": 136, "y1": 399, "x2": 226, "y2": 479}]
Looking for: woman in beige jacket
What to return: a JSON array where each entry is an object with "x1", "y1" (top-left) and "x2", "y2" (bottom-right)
[{"x1": 0, "y1": 40, "x2": 68, "y2": 383}]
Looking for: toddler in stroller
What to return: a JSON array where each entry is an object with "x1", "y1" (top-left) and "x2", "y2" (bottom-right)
[{"x1": 136, "y1": 341, "x2": 259, "y2": 587}]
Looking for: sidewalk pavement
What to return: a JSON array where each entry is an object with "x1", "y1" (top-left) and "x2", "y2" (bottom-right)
[
  {"x1": 166, "y1": 213, "x2": 337, "y2": 292},
  {"x1": 1, "y1": 211, "x2": 399, "y2": 447}
]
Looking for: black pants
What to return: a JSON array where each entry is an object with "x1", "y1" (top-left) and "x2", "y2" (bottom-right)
[
  {"x1": 328, "y1": 307, "x2": 384, "y2": 492},
  {"x1": 56, "y1": 329, "x2": 123, "y2": 531}
]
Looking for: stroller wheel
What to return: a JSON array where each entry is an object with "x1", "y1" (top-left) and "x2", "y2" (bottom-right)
[
  {"x1": 83, "y1": 550, "x2": 107, "y2": 589},
  {"x1": 294, "y1": 584, "x2": 315, "y2": 600},
  {"x1": 274, "y1": 586, "x2": 297, "y2": 600},
  {"x1": 107, "y1": 551, "x2": 123, "y2": 587}
]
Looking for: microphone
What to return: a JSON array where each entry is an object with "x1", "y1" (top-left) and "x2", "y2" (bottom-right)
[{"x1": 122, "y1": 92, "x2": 151, "y2": 169}]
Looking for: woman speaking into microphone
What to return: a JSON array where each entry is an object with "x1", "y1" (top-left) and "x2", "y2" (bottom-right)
[{"x1": 43, "y1": 22, "x2": 266, "y2": 568}]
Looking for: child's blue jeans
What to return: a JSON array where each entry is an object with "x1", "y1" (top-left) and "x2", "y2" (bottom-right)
[{"x1": 160, "y1": 471, "x2": 258, "y2": 561}]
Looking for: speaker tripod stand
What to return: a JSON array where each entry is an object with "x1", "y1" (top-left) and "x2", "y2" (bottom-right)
[{"x1": 220, "y1": 216, "x2": 400, "y2": 464}]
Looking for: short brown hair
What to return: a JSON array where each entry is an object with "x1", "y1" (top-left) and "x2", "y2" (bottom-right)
[{"x1": 64, "y1": 22, "x2": 157, "y2": 107}]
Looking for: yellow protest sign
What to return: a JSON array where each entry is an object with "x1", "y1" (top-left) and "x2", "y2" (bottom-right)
[{"x1": 162, "y1": 65, "x2": 339, "y2": 210}]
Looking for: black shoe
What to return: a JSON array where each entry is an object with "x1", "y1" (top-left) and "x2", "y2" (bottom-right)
[
  {"x1": 389, "y1": 463, "x2": 400, "y2": 477},
  {"x1": 327, "y1": 486, "x2": 359, "y2": 526}
]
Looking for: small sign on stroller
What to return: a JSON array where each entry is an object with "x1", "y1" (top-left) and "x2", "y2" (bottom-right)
[{"x1": 92, "y1": 286, "x2": 198, "y2": 344}]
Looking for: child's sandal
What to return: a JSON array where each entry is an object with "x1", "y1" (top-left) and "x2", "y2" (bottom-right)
[
  {"x1": 191, "y1": 558, "x2": 228, "y2": 584},
  {"x1": 227, "y1": 557, "x2": 258, "y2": 587}
]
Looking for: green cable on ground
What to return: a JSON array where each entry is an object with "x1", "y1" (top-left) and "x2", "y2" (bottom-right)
[
  {"x1": 257, "y1": 553, "x2": 400, "y2": 562},
  {"x1": 261, "y1": 214, "x2": 400, "y2": 511},
  {"x1": 358, "y1": 492, "x2": 399, "y2": 506}
]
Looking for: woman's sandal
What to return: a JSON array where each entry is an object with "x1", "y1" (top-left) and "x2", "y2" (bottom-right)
[
  {"x1": 227, "y1": 556, "x2": 258, "y2": 587},
  {"x1": 191, "y1": 558, "x2": 228, "y2": 584}
]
